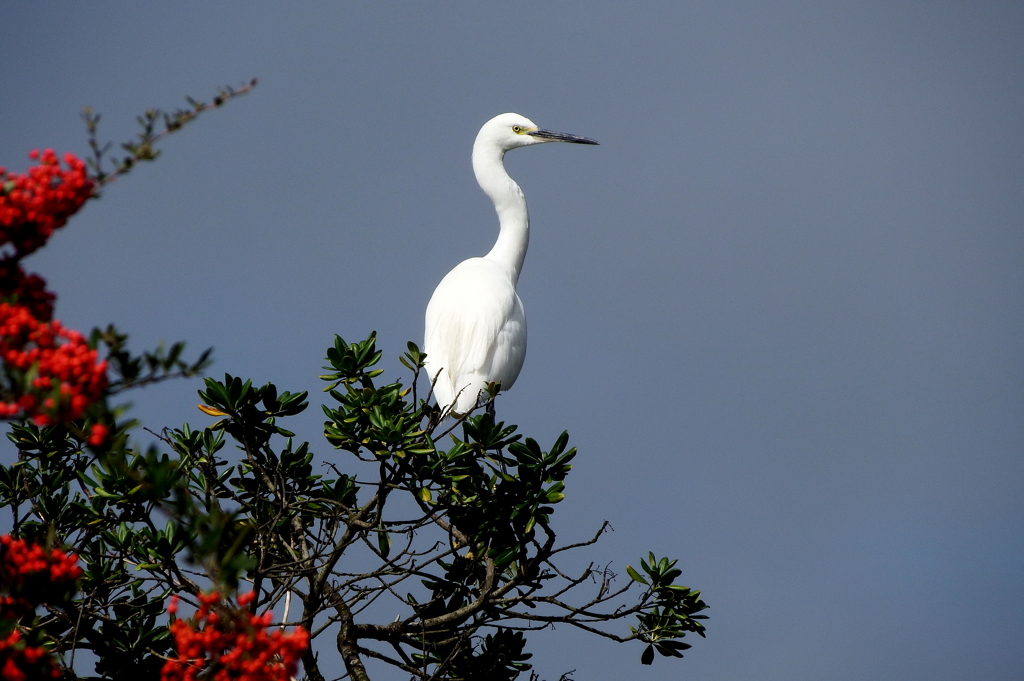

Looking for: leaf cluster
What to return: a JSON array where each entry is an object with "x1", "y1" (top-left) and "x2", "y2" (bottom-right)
[
  {"x1": 95, "y1": 324, "x2": 212, "y2": 394},
  {"x1": 626, "y1": 553, "x2": 709, "y2": 664},
  {"x1": 81, "y1": 80, "x2": 257, "y2": 187}
]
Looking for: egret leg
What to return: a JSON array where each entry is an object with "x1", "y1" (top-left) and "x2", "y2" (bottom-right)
[{"x1": 483, "y1": 398, "x2": 510, "y2": 476}]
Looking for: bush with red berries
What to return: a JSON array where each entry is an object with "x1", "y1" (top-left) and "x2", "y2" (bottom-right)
[
  {"x1": 162, "y1": 592, "x2": 309, "y2": 681},
  {"x1": 0, "y1": 534, "x2": 83, "y2": 681},
  {"x1": 0, "y1": 150, "x2": 108, "y2": 434}
]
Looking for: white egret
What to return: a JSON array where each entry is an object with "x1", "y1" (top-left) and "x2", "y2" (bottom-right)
[{"x1": 424, "y1": 113, "x2": 598, "y2": 415}]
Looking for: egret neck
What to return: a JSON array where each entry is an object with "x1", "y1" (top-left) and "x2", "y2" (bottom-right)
[{"x1": 474, "y1": 141, "x2": 529, "y2": 285}]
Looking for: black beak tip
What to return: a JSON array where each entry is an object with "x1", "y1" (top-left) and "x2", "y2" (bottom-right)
[{"x1": 530, "y1": 128, "x2": 600, "y2": 145}]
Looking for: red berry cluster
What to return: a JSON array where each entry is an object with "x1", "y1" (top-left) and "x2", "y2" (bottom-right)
[
  {"x1": 0, "y1": 535, "x2": 82, "y2": 681},
  {"x1": 162, "y1": 592, "x2": 309, "y2": 681},
  {"x1": 0, "y1": 629, "x2": 59, "y2": 681},
  {"x1": 0, "y1": 535, "x2": 83, "y2": 592},
  {"x1": 0, "y1": 150, "x2": 108, "y2": 437},
  {"x1": 0, "y1": 149, "x2": 94, "y2": 258},
  {"x1": 0, "y1": 303, "x2": 108, "y2": 427},
  {"x1": 0, "y1": 263, "x2": 54, "y2": 321}
]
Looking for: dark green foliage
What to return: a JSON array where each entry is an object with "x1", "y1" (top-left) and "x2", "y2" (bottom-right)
[
  {"x1": 1, "y1": 332, "x2": 707, "y2": 680},
  {"x1": 426, "y1": 628, "x2": 533, "y2": 681},
  {"x1": 627, "y1": 553, "x2": 708, "y2": 664}
]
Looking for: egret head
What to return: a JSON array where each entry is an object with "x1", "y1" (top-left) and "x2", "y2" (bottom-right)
[{"x1": 477, "y1": 113, "x2": 599, "y2": 153}]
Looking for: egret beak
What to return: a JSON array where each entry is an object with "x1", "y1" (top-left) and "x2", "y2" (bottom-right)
[{"x1": 528, "y1": 129, "x2": 599, "y2": 145}]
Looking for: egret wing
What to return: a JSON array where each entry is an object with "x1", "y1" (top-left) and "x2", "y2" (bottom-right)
[
  {"x1": 488, "y1": 293, "x2": 526, "y2": 391},
  {"x1": 424, "y1": 258, "x2": 520, "y2": 411}
]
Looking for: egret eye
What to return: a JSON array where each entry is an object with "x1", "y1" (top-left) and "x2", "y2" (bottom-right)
[{"x1": 512, "y1": 125, "x2": 523, "y2": 133}]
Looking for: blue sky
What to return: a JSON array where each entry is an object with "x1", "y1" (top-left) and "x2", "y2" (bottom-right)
[{"x1": 2, "y1": 2, "x2": 1022, "y2": 679}]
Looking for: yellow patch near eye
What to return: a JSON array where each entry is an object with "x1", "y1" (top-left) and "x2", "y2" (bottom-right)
[{"x1": 512, "y1": 125, "x2": 523, "y2": 133}]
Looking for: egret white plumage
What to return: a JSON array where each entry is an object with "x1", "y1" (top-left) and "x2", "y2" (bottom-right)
[{"x1": 424, "y1": 113, "x2": 598, "y2": 415}]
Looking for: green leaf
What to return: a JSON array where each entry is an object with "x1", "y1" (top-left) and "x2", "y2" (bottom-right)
[
  {"x1": 641, "y1": 644, "x2": 655, "y2": 665},
  {"x1": 377, "y1": 523, "x2": 391, "y2": 558},
  {"x1": 658, "y1": 640, "x2": 691, "y2": 653},
  {"x1": 626, "y1": 565, "x2": 649, "y2": 585}
]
